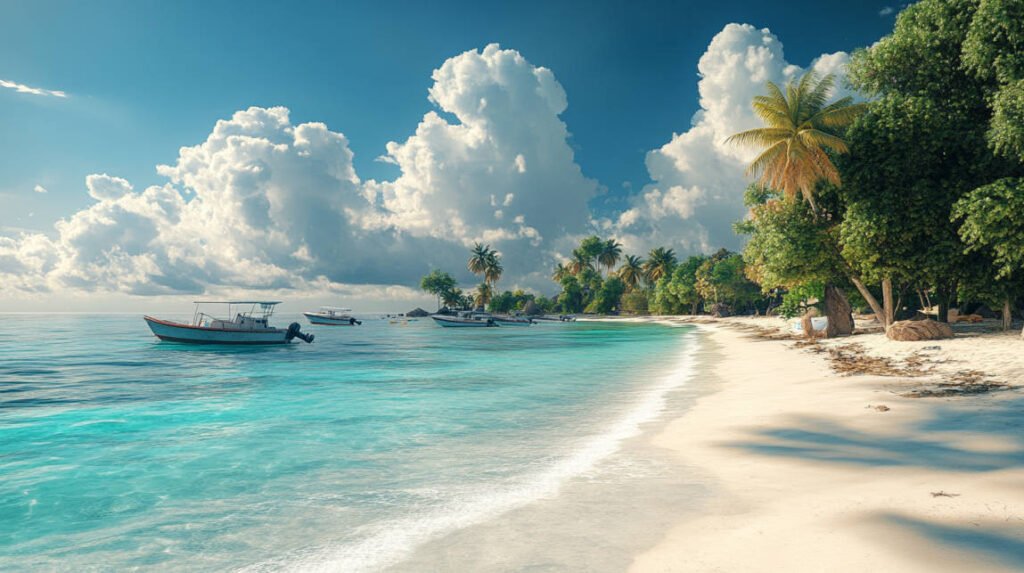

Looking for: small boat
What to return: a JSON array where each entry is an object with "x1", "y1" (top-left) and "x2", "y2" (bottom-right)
[
  {"x1": 304, "y1": 306, "x2": 362, "y2": 326},
  {"x1": 492, "y1": 315, "x2": 534, "y2": 326},
  {"x1": 431, "y1": 311, "x2": 497, "y2": 327},
  {"x1": 144, "y1": 301, "x2": 314, "y2": 345},
  {"x1": 532, "y1": 314, "x2": 577, "y2": 322}
]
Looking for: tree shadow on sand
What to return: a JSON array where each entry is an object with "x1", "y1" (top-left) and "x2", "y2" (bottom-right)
[
  {"x1": 878, "y1": 513, "x2": 1024, "y2": 570},
  {"x1": 727, "y1": 395, "x2": 1024, "y2": 472}
]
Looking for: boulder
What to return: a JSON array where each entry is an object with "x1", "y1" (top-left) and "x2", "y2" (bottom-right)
[
  {"x1": 406, "y1": 307, "x2": 430, "y2": 318},
  {"x1": 522, "y1": 300, "x2": 541, "y2": 315},
  {"x1": 886, "y1": 319, "x2": 954, "y2": 341},
  {"x1": 709, "y1": 303, "x2": 731, "y2": 318}
]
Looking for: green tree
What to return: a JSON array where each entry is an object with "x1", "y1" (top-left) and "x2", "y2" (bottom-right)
[
  {"x1": 953, "y1": 177, "x2": 1024, "y2": 332},
  {"x1": 617, "y1": 254, "x2": 645, "y2": 291},
  {"x1": 643, "y1": 247, "x2": 677, "y2": 283},
  {"x1": 468, "y1": 243, "x2": 493, "y2": 279},
  {"x1": 484, "y1": 251, "x2": 503, "y2": 287},
  {"x1": 726, "y1": 71, "x2": 866, "y2": 213},
  {"x1": 473, "y1": 282, "x2": 493, "y2": 309},
  {"x1": 419, "y1": 269, "x2": 457, "y2": 311},
  {"x1": 598, "y1": 239, "x2": 623, "y2": 277},
  {"x1": 557, "y1": 275, "x2": 584, "y2": 313},
  {"x1": 651, "y1": 255, "x2": 707, "y2": 315},
  {"x1": 552, "y1": 263, "x2": 570, "y2": 283}
]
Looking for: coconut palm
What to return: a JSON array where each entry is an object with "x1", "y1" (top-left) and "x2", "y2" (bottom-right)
[
  {"x1": 442, "y1": 287, "x2": 464, "y2": 310},
  {"x1": 567, "y1": 249, "x2": 593, "y2": 275},
  {"x1": 468, "y1": 243, "x2": 492, "y2": 278},
  {"x1": 618, "y1": 254, "x2": 645, "y2": 291},
  {"x1": 474, "y1": 282, "x2": 493, "y2": 309},
  {"x1": 598, "y1": 239, "x2": 623, "y2": 277},
  {"x1": 552, "y1": 262, "x2": 569, "y2": 282},
  {"x1": 484, "y1": 251, "x2": 503, "y2": 287},
  {"x1": 644, "y1": 247, "x2": 677, "y2": 283},
  {"x1": 725, "y1": 71, "x2": 866, "y2": 213}
]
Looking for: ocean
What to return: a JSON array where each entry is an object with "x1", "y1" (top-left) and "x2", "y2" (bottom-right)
[{"x1": 0, "y1": 314, "x2": 700, "y2": 571}]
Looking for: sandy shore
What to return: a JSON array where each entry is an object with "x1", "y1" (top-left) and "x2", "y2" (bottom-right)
[{"x1": 631, "y1": 317, "x2": 1024, "y2": 572}]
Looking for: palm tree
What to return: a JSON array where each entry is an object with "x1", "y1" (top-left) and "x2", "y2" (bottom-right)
[
  {"x1": 474, "y1": 282, "x2": 493, "y2": 309},
  {"x1": 442, "y1": 287, "x2": 464, "y2": 310},
  {"x1": 552, "y1": 262, "x2": 569, "y2": 282},
  {"x1": 484, "y1": 251, "x2": 503, "y2": 287},
  {"x1": 598, "y1": 239, "x2": 623, "y2": 277},
  {"x1": 618, "y1": 255, "x2": 645, "y2": 291},
  {"x1": 567, "y1": 249, "x2": 593, "y2": 275},
  {"x1": 468, "y1": 243, "x2": 492, "y2": 278},
  {"x1": 725, "y1": 71, "x2": 866, "y2": 213},
  {"x1": 644, "y1": 247, "x2": 677, "y2": 283}
]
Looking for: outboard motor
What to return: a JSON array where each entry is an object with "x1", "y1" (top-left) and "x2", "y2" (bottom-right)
[
  {"x1": 349, "y1": 317, "x2": 363, "y2": 325},
  {"x1": 286, "y1": 322, "x2": 315, "y2": 343}
]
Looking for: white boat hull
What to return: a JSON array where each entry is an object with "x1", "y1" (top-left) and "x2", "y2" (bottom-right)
[
  {"x1": 303, "y1": 312, "x2": 359, "y2": 326},
  {"x1": 431, "y1": 315, "x2": 496, "y2": 327},
  {"x1": 144, "y1": 316, "x2": 291, "y2": 344},
  {"x1": 492, "y1": 317, "x2": 533, "y2": 326}
]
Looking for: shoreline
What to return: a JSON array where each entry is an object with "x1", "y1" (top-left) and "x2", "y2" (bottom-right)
[{"x1": 631, "y1": 317, "x2": 1024, "y2": 572}]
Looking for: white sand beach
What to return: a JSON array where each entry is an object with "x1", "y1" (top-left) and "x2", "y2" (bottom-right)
[{"x1": 632, "y1": 318, "x2": 1024, "y2": 572}]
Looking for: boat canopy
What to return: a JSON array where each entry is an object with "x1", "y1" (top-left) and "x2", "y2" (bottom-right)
[
  {"x1": 319, "y1": 306, "x2": 352, "y2": 312},
  {"x1": 191, "y1": 301, "x2": 280, "y2": 325}
]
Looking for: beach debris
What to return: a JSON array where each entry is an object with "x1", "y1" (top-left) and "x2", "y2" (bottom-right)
[
  {"x1": 887, "y1": 319, "x2": 954, "y2": 341},
  {"x1": 826, "y1": 343, "x2": 926, "y2": 377},
  {"x1": 900, "y1": 370, "x2": 1010, "y2": 398},
  {"x1": 931, "y1": 491, "x2": 961, "y2": 498},
  {"x1": 867, "y1": 404, "x2": 891, "y2": 412},
  {"x1": 921, "y1": 345, "x2": 942, "y2": 351}
]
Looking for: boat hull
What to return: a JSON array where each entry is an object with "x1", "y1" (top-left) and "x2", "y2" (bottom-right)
[
  {"x1": 431, "y1": 315, "x2": 495, "y2": 327},
  {"x1": 303, "y1": 312, "x2": 359, "y2": 326},
  {"x1": 144, "y1": 316, "x2": 291, "y2": 344},
  {"x1": 492, "y1": 318, "x2": 533, "y2": 326}
]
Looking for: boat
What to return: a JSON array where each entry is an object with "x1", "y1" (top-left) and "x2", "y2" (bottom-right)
[
  {"x1": 303, "y1": 306, "x2": 362, "y2": 326},
  {"x1": 532, "y1": 314, "x2": 577, "y2": 322},
  {"x1": 431, "y1": 311, "x2": 497, "y2": 327},
  {"x1": 144, "y1": 301, "x2": 314, "y2": 344},
  {"x1": 491, "y1": 315, "x2": 534, "y2": 326}
]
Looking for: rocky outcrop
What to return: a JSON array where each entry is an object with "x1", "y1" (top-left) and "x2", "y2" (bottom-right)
[
  {"x1": 886, "y1": 319, "x2": 953, "y2": 341},
  {"x1": 522, "y1": 300, "x2": 541, "y2": 315},
  {"x1": 406, "y1": 307, "x2": 430, "y2": 317}
]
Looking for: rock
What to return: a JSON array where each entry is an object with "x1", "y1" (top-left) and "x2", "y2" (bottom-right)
[
  {"x1": 956, "y1": 313, "x2": 984, "y2": 323},
  {"x1": 709, "y1": 303, "x2": 731, "y2": 318},
  {"x1": 522, "y1": 300, "x2": 541, "y2": 316},
  {"x1": 406, "y1": 307, "x2": 430, "y2": 317},
  {"x1": 886, "y1": 319, "x2": 954, "y2": 341},
  {"x1": 801, "y1": 307, "x2": 823, "y2": 339}
]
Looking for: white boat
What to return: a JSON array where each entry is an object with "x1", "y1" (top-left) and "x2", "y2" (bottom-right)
[
  {"x1": 492, "y1": 315, "x2": 534, "y2": 326},
  {"x1": 144, "y1": 301, "x2": 314, "y2": 345},
  {"x1": 431, "y1": 311, "x2": 497, "y2": 327},
  {"x1": 303, "y1": 306, "x2": 362, "y2": 326}
]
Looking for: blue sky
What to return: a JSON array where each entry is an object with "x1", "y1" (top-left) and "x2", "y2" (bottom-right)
[
  {"x1": 1, "y1": 0, "x2": 895, "y2": 230},
  {"x1": 0, "y1": 0, "x2": 901, "y2": 309}
]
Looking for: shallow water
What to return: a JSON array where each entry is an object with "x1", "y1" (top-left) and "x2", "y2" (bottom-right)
[{"x1": 0, "y1": 314, "x2": 695, "y2": 571}]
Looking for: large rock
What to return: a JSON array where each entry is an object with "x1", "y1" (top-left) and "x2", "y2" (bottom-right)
[
  {"x1": 824, "y1": 285, "x2": 854, "y2": 336},
  {"x1": 522, "y1": 300, "x2": 541, "y2": 316},
  {"x1": 709, "y1": 303, "x2": 731, "y2": 318},
  {"x1": 886, "y1": 319, "x2": 953, "y2": 341},
  {"x1": 406, "y1": 307, "x2": 430, "y2": 317}
]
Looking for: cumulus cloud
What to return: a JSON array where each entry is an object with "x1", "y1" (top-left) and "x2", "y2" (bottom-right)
[
  {"x1": 0, "y1": 78, "x2": 67, "y2": 98},
  {"x1": 0, "y1": 45, "x2": 595, "y2": 298},
  {"x1": 33, "y1": 184, "x2": 47, "y2": 194},
  {"x1": 879, "y1": 6, "x2": 895, "y2": 16},
  {"x1": 606, "y1": 23, "x2": 855, "y2": 257}
]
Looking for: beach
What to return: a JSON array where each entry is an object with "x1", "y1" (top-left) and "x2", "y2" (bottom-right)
[{"x1": 632, "y1": 317, "x2": 1024, "y2": 572}]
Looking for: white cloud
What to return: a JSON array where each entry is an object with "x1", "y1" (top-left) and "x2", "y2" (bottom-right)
[
  {"x1": 0, "y1": 78, "x2": 67, "y2": 98},
  {"x1": 607, "y1": 23, "x2": 855, "y2": 257},
  {"x1": 33, "y1": 184, "x2": 47, "y2": 194},
  {"x1": 879, "y1": 6, "x2": 895, "y2": 16},
  {"x1": 0, "y1": 45, "x2": 594, "y2": 300}
]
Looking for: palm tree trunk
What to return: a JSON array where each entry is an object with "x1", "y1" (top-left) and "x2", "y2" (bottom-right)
[
  {"x1": 1003, "y1": 298, "x2": 1013, "y2": 331},
  {"x1": 849, "y1": 276, "x2": 889, "y2": 330},
  {"x1": 882, "y1": 278, "x2": 895, "y2": 327}
]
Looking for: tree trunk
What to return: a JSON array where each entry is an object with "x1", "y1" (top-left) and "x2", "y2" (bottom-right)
[
  {"x1": 882, "y1": 278, "x2": 895, "y2": 327},
  {"x1": 691, "y1": 300, "x2": 699, "y2": 316},
  {"x1": 824, "y1": 284, "x2": 854, "y2": 336},
  {"x1": 850, "y1": 276, "x2": 888, "y2": 330},
  {"x1": 1003, "y1": 298, "x2": 1013, "y2": 331}
]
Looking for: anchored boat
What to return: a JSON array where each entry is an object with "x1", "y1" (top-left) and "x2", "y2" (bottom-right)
[
  {"x1": 144, "y1": 301, "x2": 314, "y2": 344},
  {"x1": 491, "y1": 315, "x2": 534, "y2": 326},
  {"x1": 303, "y1": 306, "x2": 362, "y2": 326},
  {"x1": 431, "y1": 311, "x2": 497, "y2": 327}
]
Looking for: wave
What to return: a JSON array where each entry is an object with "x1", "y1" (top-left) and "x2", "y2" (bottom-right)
[{"x1": 241, "y1": 328, "x2": 700, "y2": 573}]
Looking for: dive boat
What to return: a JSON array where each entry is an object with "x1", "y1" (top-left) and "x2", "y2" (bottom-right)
[
  {"x1": 491, "y1": 315, "x2": 534, "y2": 326},
  {"x1": 431, "y1": 311, "x2": 497, "y2": 327},
  {"x1": 144, "y1": 301, "x2": 314, "y2": 344},
  {"x1": 303, "y1": 306, "x2": 362, "y2": 326}
]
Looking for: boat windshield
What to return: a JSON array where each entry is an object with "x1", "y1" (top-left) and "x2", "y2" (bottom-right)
[{"x1": 191, "y1": 301, "x2": 280, "y2": 326}]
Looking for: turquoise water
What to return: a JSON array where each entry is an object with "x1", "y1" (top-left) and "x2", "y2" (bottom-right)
[{"x1": 0, "y1": 314, "x2": 693, "y2": 571}]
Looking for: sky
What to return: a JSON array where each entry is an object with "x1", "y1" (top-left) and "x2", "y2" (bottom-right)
[{"x1": 0, "y1": 0, "x2": 901, "y2": 311}]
